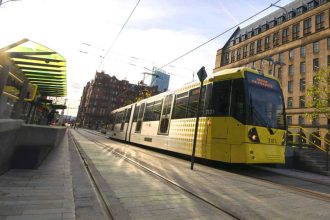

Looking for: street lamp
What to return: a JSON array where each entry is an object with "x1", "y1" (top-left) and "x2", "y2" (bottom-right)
[{"x1": 263, "y1": 56, "x2": 286, "y2": 77}]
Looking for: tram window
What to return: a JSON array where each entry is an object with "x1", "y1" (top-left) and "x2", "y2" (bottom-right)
[
  {"x1": 230, "y1": 79, "x2": 246, "y2": 123},
  {"x1": 114, "y1": 111, "x2": 123, "y2": 123},
  {"x1": 144, "y1": 102, "x2": 154, "y2": 122},
  {"x1": 133, "y1": 105, "x2": 140, "y2": 122},
  {"x1": 135, "y1": 103, "x2": 145, "y2": 132},
  {"x1": 212, "y1": 81, "x2": 231, "y2": 116},
  {"x1": 125, "y1": 107, "x2": 132, "y2": 123},
  {"x1": 187, "y1": 86, "x2": 206, "y2": 118},
  {"x1": 159, "y1": 95, "x2": 173, "y2": 134},
  {"x1": 204, "y1": 84, "x2": 213, "y2": 116},
  {"x1": 120, "y1": 109, "x2": 127, "y2": 131},
  {"x1": 153, "y1": 99, "x2": 162, "y2": 121},
  {"x1": 172, "y1": 92, "x2": 189, "y2": 119}
]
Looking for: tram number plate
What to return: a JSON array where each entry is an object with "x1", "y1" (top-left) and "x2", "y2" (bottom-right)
[{"x1": 268, "y1": 138, "x2": 277, "y2": 144}]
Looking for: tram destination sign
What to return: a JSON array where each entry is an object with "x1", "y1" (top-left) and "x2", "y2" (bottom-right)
[{"x1": 245, "y1": 72, "x2": 279, "y2": 91}]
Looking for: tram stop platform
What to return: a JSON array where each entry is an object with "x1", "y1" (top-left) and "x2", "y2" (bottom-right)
[
  {"x1": 0, "y1": 125, "x2": 106, "y2": 220},
  {"x1": 0, "y1": 126, "x2": 330, "y2": 219}
]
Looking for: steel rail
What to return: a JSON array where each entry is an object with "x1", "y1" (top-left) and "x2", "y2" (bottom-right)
[
  {"x1": 68, "y1": 131, "x2": 114, "y2": 220},
  {"x1": 76, "y1": 129, "x2": 241, "y2": 220},
  {"x1": 80, "y1": 129, "x2": 330, "y2": 203}
]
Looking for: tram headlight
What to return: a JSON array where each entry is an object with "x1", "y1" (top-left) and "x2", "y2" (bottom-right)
[
  {"x1": 281, "y1": 133, "x2": 286, "y2": 146},
  {"x1": 248, "y1": 127, "x2": 260, "y2": 143}
]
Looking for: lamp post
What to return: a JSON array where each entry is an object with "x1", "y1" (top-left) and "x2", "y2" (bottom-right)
[{"x1": 263, "y1": 57, "x2": 286, "y2": 77}]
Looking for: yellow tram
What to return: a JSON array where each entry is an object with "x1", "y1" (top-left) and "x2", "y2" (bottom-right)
[{"x1": 107, "y1": 67, "x2": 286, "y2": 164}]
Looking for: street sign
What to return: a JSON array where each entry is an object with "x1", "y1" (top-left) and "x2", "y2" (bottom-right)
[{"x1": 197, "y1": 66, "x2": 207, "y2": 82}]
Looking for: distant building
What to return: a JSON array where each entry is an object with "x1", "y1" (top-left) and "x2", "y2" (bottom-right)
[
  {"x1": 77, "y1": 71, "x2": 158, "y2": 129},
  {"x1": 150, "y1": 67, "x2": 170, "y2": 92},
  {"x1": 214, "y1": 0, "x2": 329, "y2": 139}
]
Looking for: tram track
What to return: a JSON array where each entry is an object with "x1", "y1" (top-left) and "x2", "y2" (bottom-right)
[
  {"x1": 74, "y1": 129, "x2": 241, "y2": 220},
  {"x1": 80, "y1": 129, "x2": 330, "y2": 203},
  {"x1": 68, "y1": 131, "x2": 115, "y2": 220}
]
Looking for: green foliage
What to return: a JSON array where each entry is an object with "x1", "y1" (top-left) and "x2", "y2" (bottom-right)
[{"x1": 305, "y1": 66, "x2": 330, "y2": 120}]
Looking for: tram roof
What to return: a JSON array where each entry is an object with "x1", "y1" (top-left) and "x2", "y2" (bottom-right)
[{"x1": 0, "y1": 39, "x2": 67, "y2": 97}]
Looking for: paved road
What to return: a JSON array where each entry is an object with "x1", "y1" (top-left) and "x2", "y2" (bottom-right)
[{"x1": 73, "y1": 129, "x2": 330, "y2": 220}]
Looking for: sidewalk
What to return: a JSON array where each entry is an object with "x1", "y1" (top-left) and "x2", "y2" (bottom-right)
[
  {"x1": 0, "y1": 130, "x2": 105, "y2": 220},
  {"x1": 253, "y1": 165, "x2": 330, "y2": 186}
]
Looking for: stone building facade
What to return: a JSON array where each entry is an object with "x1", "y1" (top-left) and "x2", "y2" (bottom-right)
[
  {"x1": 214, "y1": 0, "x2": 329, "y2": 139},
  {"x1": 77, "y1": 71, "x2": 158, "y2": 129}
]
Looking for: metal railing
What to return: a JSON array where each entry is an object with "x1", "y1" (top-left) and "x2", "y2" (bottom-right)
[{"x1": 287, "y1": 126, "x2": 330, "y2": 172}]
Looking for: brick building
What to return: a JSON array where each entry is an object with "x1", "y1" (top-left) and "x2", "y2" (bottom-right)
[
  {"x1": 214, "y1": 0, "x2": 329, "y2": 139},
  {"x1": 77, "y1": 71, "x2": 158, "y2": 129}
]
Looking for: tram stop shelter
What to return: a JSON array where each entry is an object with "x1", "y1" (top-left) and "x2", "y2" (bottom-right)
[{"x1": 0, "y1": 39, "x2": 67, "y2": 122}]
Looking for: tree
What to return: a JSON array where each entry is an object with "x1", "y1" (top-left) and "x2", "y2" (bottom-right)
[{"x1": 305, "y1": 66, "x2": 330, "y2": 121}]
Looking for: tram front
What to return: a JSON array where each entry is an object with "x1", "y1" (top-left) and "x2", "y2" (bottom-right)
[{"x1": 243, "y1": 71, "x2": 286, "y2": 163}]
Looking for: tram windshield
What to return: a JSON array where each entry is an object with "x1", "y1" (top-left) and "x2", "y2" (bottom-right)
[{"x1": 245, "y1": 71, "x2": 285, "y2": 130}]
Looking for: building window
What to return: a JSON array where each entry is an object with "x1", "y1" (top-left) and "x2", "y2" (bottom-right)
[
  {"x1": 243, "y1": 45, "x2": 248, "y2": 58},
  {"x1": 278, "y1": 67, "x2": 283, "y2": 80},
  {"x1": 287, "y1": 11, "x2": 296, "y2": 20},
  {"x1": 299, "y1": 115, "x2": 305, "y2": 125},
  {"x1": 315, "y1": 12, "x2": 324, "y2": 31},
  {"x1": 300, "y1": 45, "x2": 306, "y2": 58},
  {"x1": 303, "y1": 18, "x2": 311, "y2": 35},
  {"x1": 288, "y1": 80, "x2": 293, "y2": 93},
  {"x1": 249, "y1": 42, "x2": 255, "y2": 56},
  {"x1": 248, "y1": 31, "x2": 254, "y2": 38},
  {"x1": 288, "y1": 65, "x2": 294, "y2": 76},
  {"x1": 254, "y1": 27, "x2": 261, "y2": 35},
  {"x1": 297, "y1": 6, "x2": 307, "y2": 15},
  {"x1": 299, "y1": 96, "x2": 305, "y2": 108},
  {"x1": 278, "y1": 52, "x2": 284, "y2": 62},
  {"x1": 313, "y1": 41, "x2": 319, "y2": 53},
  {"x1": 300, "y1": 62, "x2": 306, "y2": 74},
  {"x1": 307, "y1": 1, "x2": 317, "y2": 10},
  {"x1": 277, "y1": 15, "x2": 285, "y2": 25},
  {"x1": 328, "y1": 37, "x2": 330, "y2": 49},
  {"x1": 273, "y1": 32, "x2": 279, "y2": 47},
  {"x1": 269, "y1": 20, "x2": 277, "y2": 28},
  {"x1": 224, "y1": 52, "x2": 229, "y2": 65},
  {"x1": 265, "y1": 35, "x2": 270, "y2": 50},
  {"x1": 289, "y1": 49, "x2": 294, "y2": 60},
  {"x1": 257, "y1": 39, "x2": 262, "y2": 53},
  {"x1": 300, "y1": 78, "x2": 305, "y2": 91},
  {"x1": 261, "y1": 24, "x2": 268, "y2": 32},
  {"x1": 312, "y1": 117, "x2": 319, "y2": 126},
  {"x1": 241, "y1": 34, "x2": 247, "y2": 41},
  {"x1": 292, "y1": 23, "x2": 300, "y2": 40},
  {"x1": 287, "y1": 97, "x2": 293, "y2": 108},
  {"x1": 287, "y1": 116, "x2": 292, "y2": 125},
  {"x1": 282, "y1": 28, "x2": 289, "y2": 44},
  {"x1": 313, "y1": 58, "x2": 319, "y2": 71},
  {"x1": 237, "y1": 48, "x2": 241, "y2": 60},
  {"x1": 231, "y1": 50, "x2": 235, "y2": 63}
]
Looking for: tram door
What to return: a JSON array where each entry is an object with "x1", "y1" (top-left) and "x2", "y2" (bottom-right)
[
  {"x1": 127, "y1": 104, "x2": 136, "y2": 142},
  {"x1": 158, "y1": 94, "x2": 173, "y2": 134},
  {"x1": 124, "y1": 106, "x2": 132, "y2": 141}
]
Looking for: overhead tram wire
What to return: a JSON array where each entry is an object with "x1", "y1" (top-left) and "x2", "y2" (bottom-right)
[
  {"x1": 99, "y1": 0, "x2": 141, "y2": 70},
  {"x1": 159, "y1": 0, "x2": 282, "y2": 69}
]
